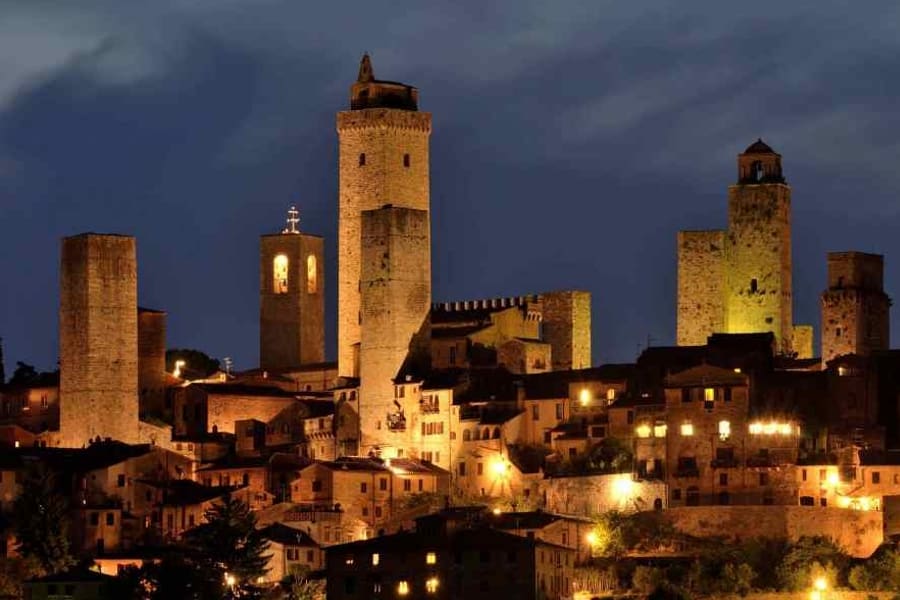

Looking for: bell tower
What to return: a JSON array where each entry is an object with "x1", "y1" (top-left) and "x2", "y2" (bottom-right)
[{"x1": 725, "y1": 139, "x2": 793, "y2": 354}]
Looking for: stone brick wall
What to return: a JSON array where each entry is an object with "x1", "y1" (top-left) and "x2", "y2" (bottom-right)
[
  {"x1": 677, "y1": 230, "x2": 725, "y2": 346},
  {"x1": 358, "y1": 207, "x2": 431, "y2": 456},
  {"x1": 541, "y1": 474, "x2": 667, "y2": 516},
  {"x1": 541, "y1": 290, "x2": 592, "y2": 370},
  {"x1": 138, "y1": 308, "x2": 166, "y2": 418},
  {"x1": 336, "y1": 107, "x2": 431, "y2": 378},
  {"x1": 59, "y1": 234, "x2": 139, "y2": 446},
  {"x1": 259, "y1": 232, "x2": 325, "y2": 370},
  {"x1": 666, "y1": 505, "x2": 882, "y2": 557},
  {"x1": 821, "y1": 252, "x2": 889, "y2": 364},
  {"x1": 791, "y1": 324, "x2": 814, "y2": 359},
  {"x1": 725, "y1": 183, "x2": 793, "y2": 354}
]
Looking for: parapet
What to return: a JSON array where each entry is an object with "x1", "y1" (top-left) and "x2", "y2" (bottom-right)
[{"x1": 431, "y1": 295, "x2": 543, "y2": 321}]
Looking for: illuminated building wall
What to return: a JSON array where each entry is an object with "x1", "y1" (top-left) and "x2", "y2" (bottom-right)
[
  {"x1": 677, "y1": 140, "x2": 811, "y2": 357},
  {"x1": 59, "y1": 233, "x2": 140, "y2": 447},
  {"x1": 821, "y1": 252, "x2": 890, "y2": 364},
  {"x1": 259, "y1": 229, "x2": 325, "y2": 370},
  {"x1": 336, "y1": 54, "x2": 431, "y2": 379}
]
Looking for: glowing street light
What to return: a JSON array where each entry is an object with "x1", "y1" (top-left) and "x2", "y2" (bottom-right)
[
  {"x1": 224, "y1": 572, "x2": 237, "y2": 588},
  {"x1": 586, "y1": 531, "x2": 599, "y2": 546},
  {"x1": 490, "y1": 457, "x2": 509, "y2": 478},
  {"x1": 579, "y1": 388, "x2": 591, "y2": 406},
  {"x1": 612, "y1": 475, "x2": 634, "y2": 500}
]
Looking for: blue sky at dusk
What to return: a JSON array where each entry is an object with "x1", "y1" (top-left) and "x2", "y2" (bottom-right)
[{"x1": 3, "y1": 1, "x2": 900, "y2": 371}]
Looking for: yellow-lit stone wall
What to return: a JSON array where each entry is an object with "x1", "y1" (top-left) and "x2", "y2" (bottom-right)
[
  {"x1": 821, "y1": 252, "x2": 890, "y2": 364},
  {"x1": 358, "y1": 207, "x2": 431, "y2": 456},
  {"x1": 336, "y1": 108, "x2": 431, "y2": 378},
  {"x1": 59, "y1": 234, "x2": 139, "y2": 447},
  {"x1": 259, "y1": 232, "x2": 325, "y2": 370},
  {"x1": 677, "y1": 230, "x2": 725, "y2": 346},
  {"x1": 725, "y1": 183, "x2": 793, "y2": 353},
  {"x1": 791, "y1": 324, "x2": 814, "y2": 359},
  {"x1": 541, "y1": 290, "x2": 592, "y2": 370}
]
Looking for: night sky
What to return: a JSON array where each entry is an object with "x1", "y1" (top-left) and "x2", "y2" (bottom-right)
[{"x1": 3, "y1": 1, "x2": 900, "y2": 373}]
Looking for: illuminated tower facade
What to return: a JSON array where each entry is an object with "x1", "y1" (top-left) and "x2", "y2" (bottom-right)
[
  {"x1": 59, "y1": 233, "x2": 139, "y2": 446},
  {"x1": 336, "y1": 54, "x2": 431, "y2": 378},
  {"x1": 259, "y1": 207, "x2": 325, "y2": 370}
]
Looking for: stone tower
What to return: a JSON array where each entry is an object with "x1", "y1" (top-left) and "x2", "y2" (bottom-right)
[
  {"x1": 677, "y1": 140, "x2": 807, "y2": 355},
  {"x1": 59, "y1": 233, "x2": 139, "y2": 447},
  {"x1": 725, "y1": 139, "x2": 793, "y2": 354},
  {"x1": 540, "y1": 290, "x2": 592, "y2": 370},
  {"x1": 821, "y1": 252, "x2": 890, "y2": 364},
  {"x1": 138, "y1": 307, "x2": 167, "y2": 419},
  {"x1": 359, "y1": 206, "x2": 431, "y2": 455},
  {"x1": 337, "y1": 54, "x2": 431, "y2": 378},
  {"x1": 259, "y1": 207, "x2": 325, "y2": 370}
]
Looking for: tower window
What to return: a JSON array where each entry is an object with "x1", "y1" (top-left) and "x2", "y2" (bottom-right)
[
  {"x1": 359, "y1": 153, "x2": 366, "y2": 166},
  {"x1": 836, "y1": 327, "x2": 842, "y2": 338},
  {"x1": 403, "y1": 153, "x2": 410, "y2": 167},
  {"x1": 273, "y1": 254, "x2": 289, "y2": 294},
  {"x1": 750, "y1": 278, "x2": 758, "y2": 293},
  {"x1": 306, "y1": 255, "x2": 317, "y2": 293}
]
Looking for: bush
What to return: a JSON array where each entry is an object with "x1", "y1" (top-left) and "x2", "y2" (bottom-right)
[
  {"x1": 632, "y1": 566, "x2": 664, "y2": 593},
  {"x1": 775, "y1": 536, "x2": 847, "y2": 591}
]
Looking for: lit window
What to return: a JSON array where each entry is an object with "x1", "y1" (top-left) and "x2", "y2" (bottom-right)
[
  {"x1": 307, "y1": 255, "x2": 317, "y2": 293},
  {"x1": 653, "y1": 422, "x2": 667, "y2": 438},
  {"x1": 635, "y1": 424, "x2": 651, "y2": 438},
  {"x1": 749, "y1": 423, "x2": 762, "y2": 434},
  {"x1": 779, "y1": 423, "x2": 793, "y2": 435},
  {"x1": 426, "y1": 551, "x2": 436, "y2": 565},
  {"x1": 371, "y1": 553, "x2": 379, "y2": 566},
  {"x1": 680, "y1": 423, "x2": 694, "y2": 436},
  {"x1": 426, "y1": 577, "x2": 439, "y2": 593},
  {"x1": 704, "y1": 388, "x2": 715, "y2": 402},
  {"x1": 718, "y1": 420, "x2": 731, "y2": 440},
  {"x1": 398, "y1": 581, "x2": 409, "y2": 596},
  {"x1": 273, "y1": 254, "x2": 289, "y2": 294},
  {"x1": 578, "y1": 388, "x2": 591, "y2": 406},
  {"x1": 606, "y1": 388, "x2": 616, "y2": 401}
]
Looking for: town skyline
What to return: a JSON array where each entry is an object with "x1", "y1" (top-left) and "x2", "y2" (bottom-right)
[{"x1": 3, "y1": 2, "x2": 900, "y2": 373}]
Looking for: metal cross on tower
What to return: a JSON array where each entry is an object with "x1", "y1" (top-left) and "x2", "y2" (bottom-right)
[{"x1": 283, "y1": 205, "x2": 300, "y2": 234}]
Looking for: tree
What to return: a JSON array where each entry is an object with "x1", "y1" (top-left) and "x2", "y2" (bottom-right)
[
  {"x1": 776, "y1": 536, "x2": 847, "y2": 591},
  {"x1": 166, "y1": 349, "x2": 220, "y2": 377},
  {"x1": 0, "y1": 556, "x2": 42, "y2": 599},
  {"x1": 12, "y1": 466, "x2": 74, "y2": 574},
  {"x1": 849, "y1": 546, "x2": 900, "y2": 591},
  {"x1": 8, "y1": 361, "x2": 38, "y2": 386},
  {"x1": 185, "y1": 494, "x2": 271, "y2": 598},
  {"x1": 285, "y1": 565, "x2": 325, "y2": 600}
]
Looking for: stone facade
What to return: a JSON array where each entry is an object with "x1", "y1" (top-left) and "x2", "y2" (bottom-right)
[
  {"x1": 137, "y1": 308, "x2": 166, "y2": 419},
  {"x1": 541, "y1": 290, "x2": 592, "y2": 370},
  {"x1": 677, "y1": 230, "x2": 726, "y2": 346},
  {"x1": 259, "y1": 231, "x2": 325, "y2": 370},
  {"x1": 666, "y1": 505, "x2": 882, "y2": 557},
  {"x1": 59, "y1": 234, "x2": 139, "y2": 447},
  {"x1": 821, "y1": 252, "x2": 890, "y2": 364},
  {"x1": 358, "y1": 207, "x2": 431, "y2": 456},
  {"x1": 336, "y1": 55, "x2": 431, "y2": 379},
  {"x1": 677, "y1": 141, "x2": 806, "y2": 356},
  {"x1": 791, "y1": 324, "x2": 814, "y2": 360}
]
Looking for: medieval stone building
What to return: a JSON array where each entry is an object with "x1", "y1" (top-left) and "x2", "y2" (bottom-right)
[{"x1": 677, "y1": 140, "x2": 812, "y2": 357}]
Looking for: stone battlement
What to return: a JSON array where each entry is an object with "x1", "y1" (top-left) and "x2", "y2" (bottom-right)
[{"x1": 432, "y1": 295, "x2": 541, "y2": 315}]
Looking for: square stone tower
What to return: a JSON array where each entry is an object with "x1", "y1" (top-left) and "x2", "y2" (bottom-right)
[
  {"x1": 358, "y1": 206, "x2": 431, "y2": 455},
  {"x1": 540, "y1": 290, "x2": 592, "y2": 370},
  {"x1": 259, "y1": 208, "x2": 325, "y2": 370},
  {"x1": 677, "y1": 140, "x2": 807, "y2": 355},
  {"x1": 138, "y1": 307, "x2": 167, "y2": 419},
  {"x1": 336, "y1": 54, "x2": 431, "y2": 379},
  {"x1": 821, "y1": 252, "x2": 890, "y2": 364},
  {"x1": 59, "y1": 233, "x2": 139, "y2": 447},
  {"x1": 725, "y1": 140, "x2": 793, "y2": 355}
]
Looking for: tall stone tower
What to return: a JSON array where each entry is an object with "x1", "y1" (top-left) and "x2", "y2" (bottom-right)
[
  {"x1": 359, "y1": 206, "x2": 431, "y2": 455},
  {"x1": 337, "y1": 54, "x2": 431, "y2": 379},
  {"x1": 725, "y1": 139, "x2": 793, "y2": 354},
  {"x1": 259, "y1": 207, "x2": 325, "y2": 371},
  {"x1": 59, "y1": 233, "x2": 139, "y2": 447},
  {"x1": 677, "y1": 140, "x2": 807, "y2": 355},
  {"x1": 540, "y1": 290, "x2": 592, "y2": 370},
  {"x1": 821, "y1": 252, "x2": 890, "y2": 364},
  {"x1": 138, "y1": 307, "x2": 167, "y2": 419}
]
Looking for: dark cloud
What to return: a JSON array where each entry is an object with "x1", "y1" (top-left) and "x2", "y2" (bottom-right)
[{"x1": 3, "y1": 1, "x2": 900, "y2": 370}]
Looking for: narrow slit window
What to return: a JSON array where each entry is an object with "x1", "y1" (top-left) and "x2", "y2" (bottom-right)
[
  {"x1": 359, "y1": 153, "x2": 366, "y2": 166},
  {"x1": 403, "y1": 153, "x2": 410, "y2": 167},
  {"x1": 750, "y1": 278, "x2": 758, "y2": 293}
]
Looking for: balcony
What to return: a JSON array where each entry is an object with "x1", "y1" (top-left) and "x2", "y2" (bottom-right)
[
  {"x1": 746, "y1": 455, "x2": 775, "y2": 468},
  {"x1": 675, "y1": 466, "x2": 700, "y2": 478},
  {"x1": 420, "y1": 401, "x2": 440, "y2": 415},
  {"x1": 711, "y1": 458, "x2": 739, "y2": 469}
]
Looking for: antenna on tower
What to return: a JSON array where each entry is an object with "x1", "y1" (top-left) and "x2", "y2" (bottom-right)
[{"x1": 283, "y1": 205, "x2": 300, "y2": 234}]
